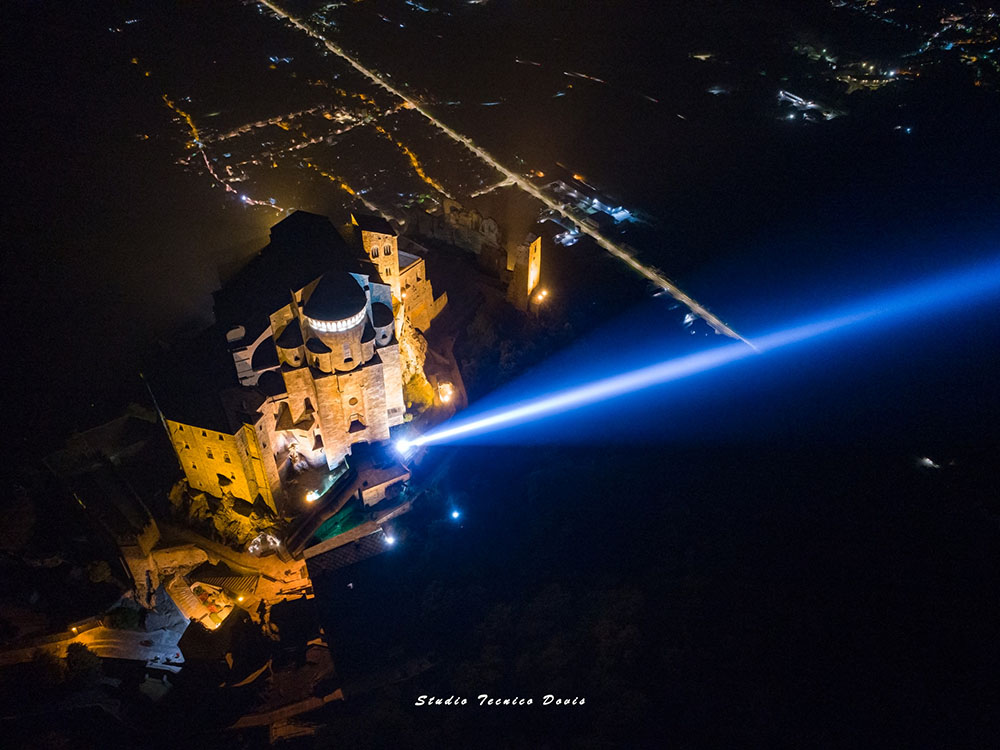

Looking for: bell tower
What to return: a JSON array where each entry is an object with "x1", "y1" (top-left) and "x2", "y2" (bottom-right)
[{"x1": 352, "y1": 213, "x2": 400, "y2": 301}]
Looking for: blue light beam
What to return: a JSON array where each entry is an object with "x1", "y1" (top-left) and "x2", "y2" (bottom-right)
[{"x1": 401, "y1": 257, "x2": 1000, "y2": 451}]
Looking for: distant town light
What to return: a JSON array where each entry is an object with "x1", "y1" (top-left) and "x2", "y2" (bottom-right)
[
  {"x1": 72, "y1": 627, "x2": 78, "y2": 634},
  {"x1": 305, "y1": 490, "x2": 319, "y2": 503},
  {"x1": 385, "y1": 533, "x2": 396, "y2": 546},
  {"x1": 438, "y1": 382, "x2": 454, "y2": 403},
  {"x1": 451, "y1": 510, "x2": 461, "y2": 520}
]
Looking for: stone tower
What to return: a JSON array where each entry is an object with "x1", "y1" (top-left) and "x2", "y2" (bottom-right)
[
  {"x1": 507, "y1": 234, "x2": 542, "y2": 311},
  {"x1": 352, "y1": 213, "x2": 400, "y2": 302}
]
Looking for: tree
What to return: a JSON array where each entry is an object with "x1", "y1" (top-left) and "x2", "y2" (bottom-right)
[
  {"x1": 87, "y1": 560, "x2": 112, "y2": 584},
  {"x1": 0, "y1": 485, "x2": 36, "y2": 553},
  {"x1": 64, "y1": 643, "x2": 102, "y2": 686},
  {"x1": 105, "y1": 605, "x2": 142, "y2": 630},
  {"x1": 29, "y1": 649, "x2": 65, "y2": 688}
]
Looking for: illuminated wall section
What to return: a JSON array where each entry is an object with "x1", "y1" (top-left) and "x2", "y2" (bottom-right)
[{"x1": 166, "y1": 420, "x2": 277, "y2": 512}]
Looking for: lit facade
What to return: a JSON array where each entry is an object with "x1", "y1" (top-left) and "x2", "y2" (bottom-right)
[
  {"x1": 162, "y1": 211, "x2": 442, "y2": 512},
  {"x1": 507, "y1": 234, "x2": 543, "y2": 311}
]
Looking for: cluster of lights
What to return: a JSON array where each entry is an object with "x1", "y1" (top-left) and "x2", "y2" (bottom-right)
[
  {"x1": 259, "y1": 0, "x2": 748, "y2": 346},
  {"x1": 305, "y1": 309, "x2": 366, "y2": 333},
  {"x1": 535, "y1": 288, "x2": 549, "y2": 304},
  {"x1": 374, "y1": 124, "x2": 452, "y2": 198},
  {"x1": 305, "y1": 490, "x2": 319, "y2": 503}
]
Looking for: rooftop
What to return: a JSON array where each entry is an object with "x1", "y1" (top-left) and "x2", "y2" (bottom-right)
[
  {"x1": 214, "y1": 211, "x2": 375, "y2": 342},
  {"x1": 371, "y1": 301, "x2": 394, "y2": 328},
  {"x1": 303, "y1": 271, "x2": 368, "y2": 322},
  {"x1": 398, "y1": 249, "x2": 421, "y2": 271},
  {"x1": 351, "y1": 212, "x2": 396, "y2": 237}
]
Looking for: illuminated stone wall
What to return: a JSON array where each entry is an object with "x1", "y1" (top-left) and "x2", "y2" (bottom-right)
[
  {"x1": 507, "y1": 234, "x2": 543, "y2": 311},
  {"x1": 165, "y1": 212, "x2": 436, "y2": 514},
  {"x1": 400, "y1": 255, "x2": 434, "y2": 331},
  {"x1": 358, "y1": 228, "x2": 401, "y2": 300},
  {"x1": 166, "y1": 420, "x2": 277, "y2": 513}
]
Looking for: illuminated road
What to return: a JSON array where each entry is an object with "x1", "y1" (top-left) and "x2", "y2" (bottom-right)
[
  {"x1": 0, "y1": 625, "x2": 185, "y2": 668},
  {"x1": 258, "y1": 0, "x2": 751, "y2": 347}
]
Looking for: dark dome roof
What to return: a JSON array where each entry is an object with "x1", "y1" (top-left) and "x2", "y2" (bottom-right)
[
  {"x1": 306, "y1": 337, "x2": 332, "y2": 354},
  {"x1": 257, "y1": 370, "x2": 287, "y2": 397},
  {"x1": 352, "y1": 213, "x2": 397, "y2": 237},
  {"x1": 250, "y1": 336, "x2": 279, "y2": 370},
  {"x1": 275, "y1": 318, "x2": 303, "y2": 348},
  {"x1": 361, "y1": 319, "x2": 375, "y2": 343},
  {"x1": 303, "y1": 272, "x2": 367, "y2": 322},
  {"x1": 371, "y1": 302, "x2": 394, "y2": 328}
]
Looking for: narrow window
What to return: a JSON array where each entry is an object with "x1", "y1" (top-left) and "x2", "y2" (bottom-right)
[
  {"x1": 218, "y1": 434, "x2": 224, "y2": 441},
  {"x1": 206, "y1": 448, "x2": 214, "y2": 460},
  {"x1": 372, "y1": 246, "x2": 379, "y2": 258},
  {"x1": 224, "y1": 452, "x2": 232, "y2": 464},
  {"x1": 384, "y1": 245, "x2": 392, "y2": 256},
  {"x1": 201, "y1": 430, "x2": 207, "y2": 437}
]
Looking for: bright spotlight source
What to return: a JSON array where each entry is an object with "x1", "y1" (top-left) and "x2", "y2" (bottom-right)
[
  {"x1": 237, "y1": 595, "x2": 245, "y2": 602},
  {"x1": 384, "y1": 533, "x2": 396, "y2": 546},
  {"x1": 438, "y1": 382, "x2": 454, "y2": 403},
  {"x1": 395, "y1": 437, "x2": 414, "y2": 454},
  {"x1": 305, "y1": 490, "x2": 319, "y2": 503},
  {"x1": 451, "y1": 510, "x2": 461, "y2": 520}
]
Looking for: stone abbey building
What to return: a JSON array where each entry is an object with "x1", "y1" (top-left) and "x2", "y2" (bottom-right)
[{"x1": 159, "y1": 211, "x2": 444, "y2": 514}]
